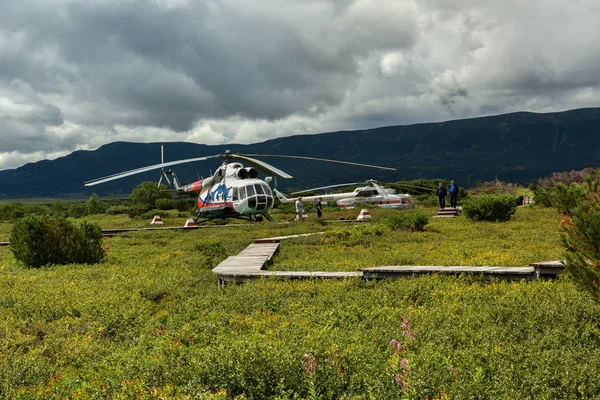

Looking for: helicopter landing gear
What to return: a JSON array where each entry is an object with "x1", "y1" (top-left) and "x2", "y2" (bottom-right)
[{"x1": 252, "y1": 214, "x2": 264, "y2": 222}]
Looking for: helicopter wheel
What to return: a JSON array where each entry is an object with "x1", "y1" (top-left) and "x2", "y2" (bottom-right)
[{"x1": 254, "y1": 215, "x2": 263, "y2": 222}]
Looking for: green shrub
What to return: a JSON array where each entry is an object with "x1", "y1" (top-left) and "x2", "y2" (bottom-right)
[
  {"x1": 67, "y1": 203, "x2": 88, "y2": 218},
  {"x1": 10, "y1": 215, "x2": 105, "y2": 268},
  {"x1": 561, "y1": 179, "x2": 600, "y2": 302},
  {"x1": 50, "y1": 200, "x2": 69, "y2": 216},
  {"x1": 415, "y1": 195, "x2": 438, "y2": 208},
  {"x1": 86, "y1": 193, "x2": 107, "y2": 214},
  {"x1": 174, "y1": 198, "x2": 197, "y2": 212},
  {"x1": 129, "y1": 181, "x2": 172, "y2": 208},
  {"x1": 139, "y1": 209, "x2": 167, "y2": 220},
  {"x1": 106, "y1": 205, "x2": 130, "y2": 215},
  {"x1": 532, "y1": 186, "x2": 555, "y2": 207},
  {"x1": 155, "y1": 198, "x2": 174, "y2": 210},
  {"x1": 128, "y1": 204, "x2": 150, "y2": 218},
  {"x1": 0, "y1": 202, "x2": 25, "y2": 221},
  {"x1": 462, "y1": 194, "x2": 518, "y2": 222},
  {"x1": 553, "y1": 183, "x2": 586, "y2": 214},
  {"x1": 387, "y1": 212, "x2": 429, "y2": 231}
]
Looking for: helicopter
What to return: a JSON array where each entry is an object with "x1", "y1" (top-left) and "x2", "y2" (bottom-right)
[
  {"x1": 274, "y1": 180, "x2": 417, "y2": 210},
  {"x1": 84, "y1": 148, "x2": 395, "y2": 223}
]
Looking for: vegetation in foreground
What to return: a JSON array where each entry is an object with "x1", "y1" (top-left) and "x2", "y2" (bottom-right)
[{"x1": 2, "y1": 204, "x2": 599, "y2": 399}]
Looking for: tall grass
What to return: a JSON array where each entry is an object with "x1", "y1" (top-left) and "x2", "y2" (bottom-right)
[{"x1": 0, "y1": 206, "x2": 597, "y2": 399}]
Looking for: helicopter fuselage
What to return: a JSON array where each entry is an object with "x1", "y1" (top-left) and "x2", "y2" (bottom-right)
[{"x1": 190, "y1": 163, "x2": 275, "y2": 220}]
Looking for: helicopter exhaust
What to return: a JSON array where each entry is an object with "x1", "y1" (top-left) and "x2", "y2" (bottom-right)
[
  {"x1": 236, "y1": 168, "x2": 249, "y2": 179},
  {"x1": 245, "y1": 167, "x2": 258, "y2": 179}
]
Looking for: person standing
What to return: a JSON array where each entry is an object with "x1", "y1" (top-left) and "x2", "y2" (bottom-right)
[
  {"x1": 295, "y1": 197, "x2": 304, "y2": 221},
  {"x1": 449, "y1": 180, "x2": 458, "y2": 209},
  {"x1": 316, "y1": 198, "x2": 323, "y2": 218},
  {"x1": 437, "y1": 182, "x2": 447, "y2": 209}
]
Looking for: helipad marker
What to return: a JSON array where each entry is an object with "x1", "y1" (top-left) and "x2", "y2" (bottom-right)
[
  {"x1": 151, "y1": 215, "x2": 164, "y2": 225},
  {"x1": 184, "y1": 218, "x2": 197, "y2": 227},
  {"x1": 357, "y1": 209, "x2": 371, "y2": 221}
]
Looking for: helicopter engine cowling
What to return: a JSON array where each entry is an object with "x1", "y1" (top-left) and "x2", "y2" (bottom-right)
[
  {"x1": 236, "y1": 168, "x2": 249, "y2": 179},
  {"x1": 245, "y1": 167, "x2": 258, "y2": 179}
]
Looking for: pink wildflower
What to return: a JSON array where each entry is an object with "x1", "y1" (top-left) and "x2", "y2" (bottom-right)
[
  {"x1": 400, "y1": 358, "x2": 408, "y2": 370},
  {"x1": 389, "y1": 338, "x2": 403, "y2": 353},
  {"x1": 402, "y1": 319, "x2": 414, "y2": 341},
  {"x1": 303, "y1": 353, "x2": 316, "y2": 376}
]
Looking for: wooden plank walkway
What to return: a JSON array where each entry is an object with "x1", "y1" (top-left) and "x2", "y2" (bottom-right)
[
  {"x1": 213, "y1": 229, "x2": 566, "y2": 285},
  {"x1": 360, "y1": 265, "x2": 538, "y2": 281},
  {"x1": 213, "y1": 233, "x2": 359, "y2": 286}
]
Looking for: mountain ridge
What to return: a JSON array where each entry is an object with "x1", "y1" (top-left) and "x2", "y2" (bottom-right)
[{"x1": 1, "y1": 107, "x2": 599, "y2": 199}]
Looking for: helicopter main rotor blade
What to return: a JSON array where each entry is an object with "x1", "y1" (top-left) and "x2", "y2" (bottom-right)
[
  {"x1": 232, "y1": 154, "x2": 293, "y2": 179},
  {"x1": 244, "y1": 154, "x2": 395, "y2": 171},
  {"x1": 84, "y1": 155, "x2": 219, "y2": 186},
  {"x1": 291, "y1": 182, "x2": 363, "y2": 195}
]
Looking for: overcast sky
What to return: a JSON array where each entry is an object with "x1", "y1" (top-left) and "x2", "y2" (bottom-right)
[{"x1": 1, "y1": 0, "x2": 599, "y2": 170}]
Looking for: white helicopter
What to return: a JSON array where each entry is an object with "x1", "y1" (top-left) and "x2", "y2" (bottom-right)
[
  {"x1": 84, "y1": 149, "x2": 395, "y2": 223},
  {"x1": 274, "y1": 180, "x2": 416, "y2": 210}
]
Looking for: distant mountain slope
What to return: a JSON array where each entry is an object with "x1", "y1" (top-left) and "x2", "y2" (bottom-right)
[{"x1": 1, "y1": 107, "x2": 599, "y2": 199}]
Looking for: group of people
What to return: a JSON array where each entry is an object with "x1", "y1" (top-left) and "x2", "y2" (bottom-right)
[
  {"x1": 295, "y1": 197, "x2": 323, "y2": 221},
  {"x1": 437, "y1": 180, "x2": 458, "y2": 209}
]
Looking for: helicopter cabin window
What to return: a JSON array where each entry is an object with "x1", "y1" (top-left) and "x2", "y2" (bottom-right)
[
  {"x1": 246, "y1": 185, "x2": 256, "y2": 197},
  {"x1": 357, "y1": 189, "x2": 377, "y2": 197},
  {"x1": 239, "y1": 186, "x2": 246, "y2": 200},
  {"x1": 232, "y1": 187, "x2": 239, "y2": 201}
]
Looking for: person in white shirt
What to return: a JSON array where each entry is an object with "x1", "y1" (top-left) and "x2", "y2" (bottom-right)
[{"x1": 295, "y1": 197, "x2": 304, "y2": 221}]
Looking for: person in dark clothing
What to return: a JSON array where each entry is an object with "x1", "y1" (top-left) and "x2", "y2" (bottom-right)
[
  {"x1": 449, "y1": 180, "x2": 458, "y2": 209},
  {"x1": 316, "y1": 198, "x2": 323, "y2": 218},
  {"x1": 437, "y1": 182, "x2": 447, "y2": 209}
]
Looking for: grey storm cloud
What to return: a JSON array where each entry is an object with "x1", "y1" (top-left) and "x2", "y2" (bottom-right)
[{"x1": 0, "y1": 0, "x2": 600, "y2": 169}]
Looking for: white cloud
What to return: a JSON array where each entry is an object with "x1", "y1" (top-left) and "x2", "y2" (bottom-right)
[{"x1": 0, "y1": 0, "x2": 598, "y2": 169}]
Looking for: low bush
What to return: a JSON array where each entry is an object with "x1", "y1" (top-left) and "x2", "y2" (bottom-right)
[
  {"x1": 174, "y1": 198, "x2": 198, "y2": 212},
  {"x1": 86, "y1": 193, "x2": 107, "y2": 214},
  {"x1": 9, "y1": 215, "x2": 105, "y2": 268},
  {"x1": 0, "y1": 202, "x2": 26, "y2": 221},
  {"x1": 532, "y1": 186, "x2": 555, "y2": 207},
  {"x1": 67, "y1": 203, "x2": 88, "y2": 218},
  {"x1": 462, "y1": 194, "x2": 518, "y2": 222},
  {"x1": 106, "y1": 205, "x2": 130, "y2": 215},
  {"x1": 155, "y1": 198, "x2": 174, "y2": 210},
  {"x1": 387, "y1": 212, "x2": 429, "y2": 232},
  {"x1": 415, "y1": 195, "x2": 438, "y2": 208},
  {"x1": 139, "y1": 209, "x2": 167, "y2": 220},
  {"x1": 128, "y1": 204, "x2": 150, "y2": 218},
  {"x1": 470, "y1": 180, "x2": 522, "y2": 195}
]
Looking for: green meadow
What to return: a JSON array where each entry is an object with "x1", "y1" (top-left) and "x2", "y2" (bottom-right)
[{"x1": 1, "y1": 206, "x2": 599, "y2": 399}]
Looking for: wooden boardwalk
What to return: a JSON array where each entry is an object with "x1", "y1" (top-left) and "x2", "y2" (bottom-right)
[
  {"x1": 361, "y1": 265, "x2": 537, "y2": 281},
  {"x1": 213, "y1": 233, "x2": 361, "y2": 286},
  {"x1": 213, "y1": 233, "x2": 566, "y2": 285}
]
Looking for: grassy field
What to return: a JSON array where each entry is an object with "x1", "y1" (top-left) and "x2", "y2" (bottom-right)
[{"x1": 1, "y1": 206, "x2": 599, "y2": 399}]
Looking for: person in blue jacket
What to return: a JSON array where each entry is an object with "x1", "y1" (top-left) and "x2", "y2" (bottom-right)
[
  {"x1": 437, "y1": 182, "x2": 447, "y2": 209},
  {"x1": 449, "y1": 180, "x2": 458, "y2": 209}
]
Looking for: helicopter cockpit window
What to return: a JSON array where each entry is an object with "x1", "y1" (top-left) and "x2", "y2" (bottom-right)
[
  {"x1": 262, "y1": 183, "x2": 272, "y2": 196},
  {"x1": 255, "y1": 184, "x2": 264, "y2": 195},
  {"x1": 246, "y1": 185, "x2": 255, "y2": 196},
  {"x1": 232, "y1": 187, "x2": 239, "y2": 201},
  {"x1": 239, "y1": 186, "x2": 246, "y2": 200}
]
